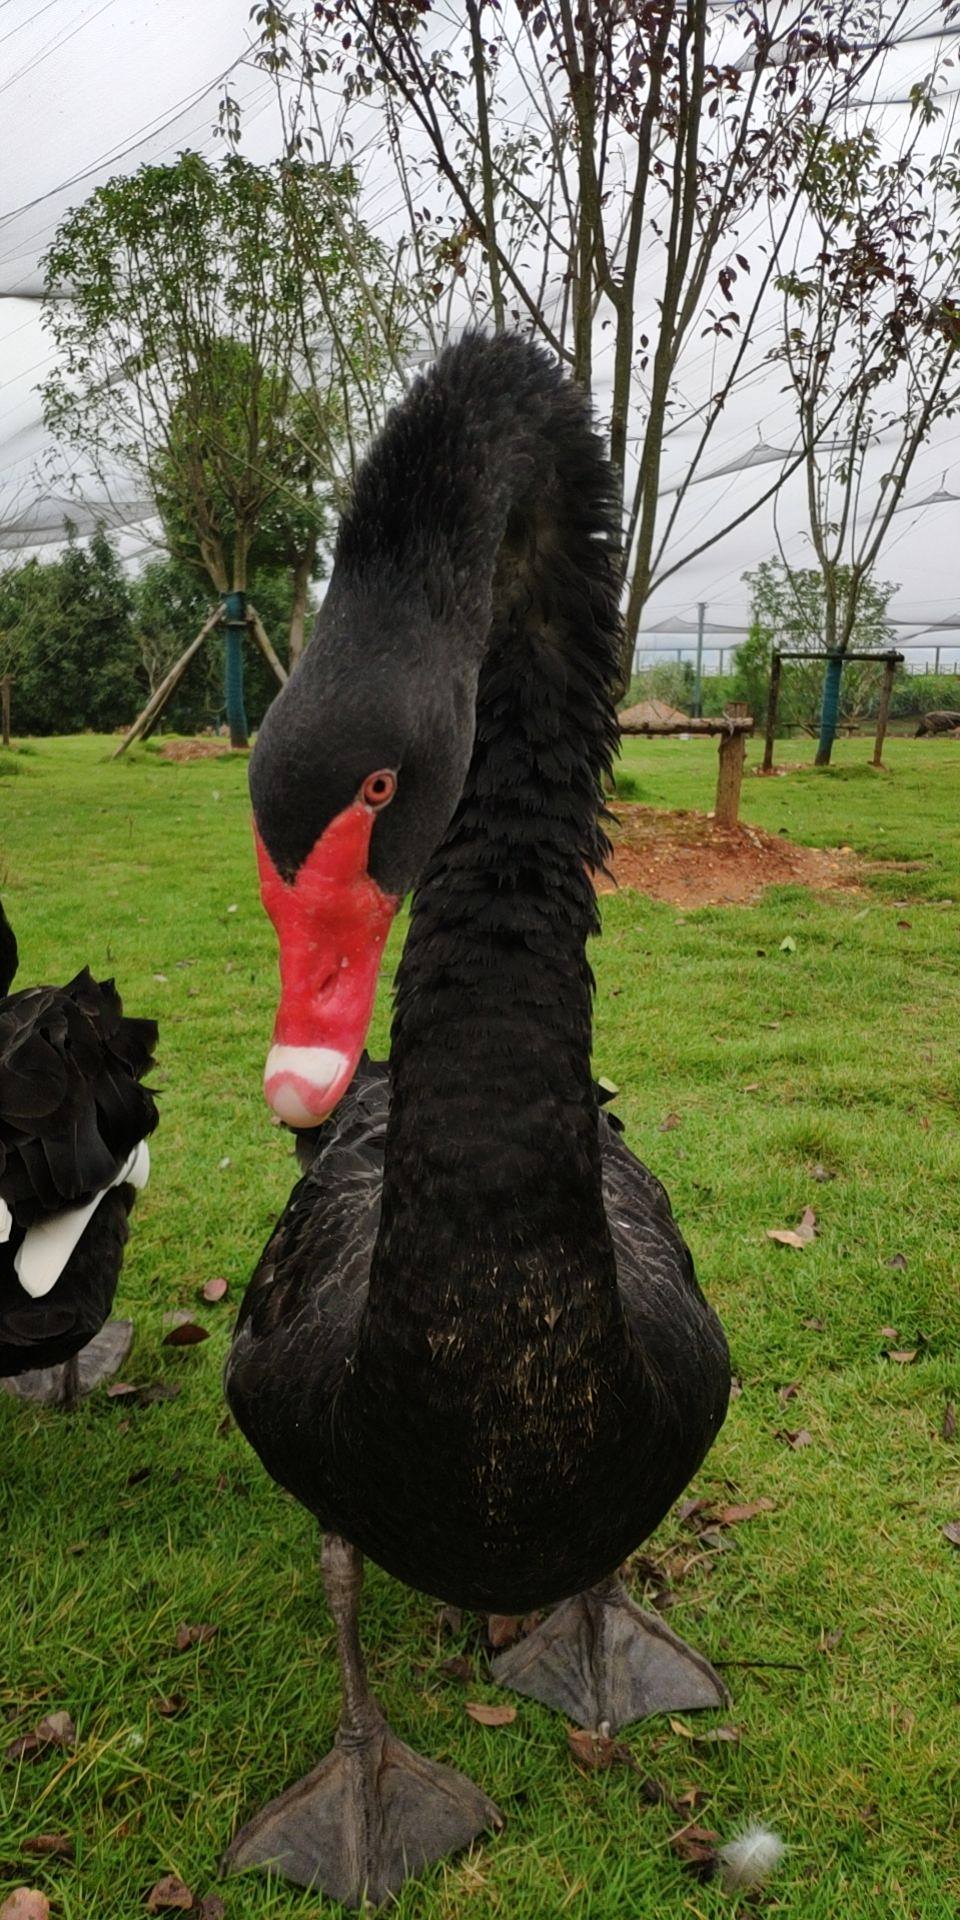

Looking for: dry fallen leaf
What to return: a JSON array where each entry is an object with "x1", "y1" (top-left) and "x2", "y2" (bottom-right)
[
  {"x1": 198, "y1": 1899, "x2": 226, "y2": 1920},
  {"x1": 879, "y1": 1325, "x2": 900, "y2": 1340},
  {"x1": 942, "y1": 1521, "x2": 960, "y2": 1548},
  {"x1": 163, "y1": 1321, "x2": 210, "y2": 1348},
  {"x1": 887, "y1": 1349, "x2": 918, "y2": 1366},
  {"x1": 659, "y1": 1111, "x2": 681, "y2": 1132},
  {"x1": 5, "y1": 1710, "x2": 76, "y2": 1763},
  {"x1": 487, "y1": 1614, "x2": 521, "y2": 1650},
  {"x1": 22, "y1": 1835, "x2": 73, "y2": 1860},
  {"x1": 438, "y1": 1604, "x2": 463, "y2": 1636},
  {"x1": 0, "y1": 1893, "x2": 51, "y2": 1920},
  {"x1": 200, "y1": 1277, "x2": 229, "y2": 1303},
  {"x1": 146, "y1": 1877, "x2": 194, "y2": 1913},
  {"x1": 767, "y1": 1205, "x2": 817, "y2": 1251},
  {"x1": 174, "y1": 1622, "x2": 218, "y2": 1653},
  {"x1": 777, "y1": 1383, "x2": 800, "y2": 1405},
  {"x1": 566, "y1": 1725, "x2": 634, "y2": 1771},
  {"x1": 713, "y1": 1499, "x2": 775, "y2": 1527},
  {"x1": 885, "y1": 1252, "x2": 908, "y2": 1271},
  {"x1": 464, "y1": 1702, "x2": 517, "y2": 1728},
  {"x1": 776, "y1": 1428, "x2": 813, "y2": 1450},
  {"x1": 439, "y1": 1654, "x2": 473, "y2": 1684},
  {"x1": 820, "y1": 1626, "x2": 844, "y2": 1653},
  {"x1": 942, "y1": 1402, "x2": 957, "y2": 1442},
  {"x1": 802, "y1": 1316, "x2": 825, "y2": 1332},
  {"x1": 154, "y1": 1695, "x2": 187, "y2": 1718},
  {"x1": 670, "y1": 1823, "x2": 720, "y2": 1879}
]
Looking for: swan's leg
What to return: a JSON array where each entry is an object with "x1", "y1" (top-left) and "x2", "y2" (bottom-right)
[
  {"x1": 491, "y1": 1576, "x2": 729, "y2": 1732},
  {"x1": 224, "y1": 1533, "x2": 502, "y2": 1908},
  {"x1": 0, "y1": 1320, "x2": 133, "y2": 1408}
]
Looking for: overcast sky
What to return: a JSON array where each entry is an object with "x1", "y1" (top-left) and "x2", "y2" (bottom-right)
[{"x1": 2, "y1": 0, "x2": 960, "y2": 665}]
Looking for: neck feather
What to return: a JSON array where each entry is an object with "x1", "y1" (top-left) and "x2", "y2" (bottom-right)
[{"x1": 361, "y1": 336, "x2": 622, "y2": 1273}]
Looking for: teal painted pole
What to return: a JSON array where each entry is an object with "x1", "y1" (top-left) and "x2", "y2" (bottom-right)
[
  {"x1": 222, "y1": 590, "x2": 249, "y2": 749},
  {"x1": 814, "y1": 652, "x2": 843, "y2": 766}
]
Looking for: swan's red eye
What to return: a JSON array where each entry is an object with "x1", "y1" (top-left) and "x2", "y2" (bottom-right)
[{"x1": 361, "y1": 769, "x2": 396, "y2": 810}]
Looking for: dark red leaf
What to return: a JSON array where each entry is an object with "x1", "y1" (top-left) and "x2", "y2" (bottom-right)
[{"x1": 163, "y1": 1321, "x2": 209, "y2": 1348}]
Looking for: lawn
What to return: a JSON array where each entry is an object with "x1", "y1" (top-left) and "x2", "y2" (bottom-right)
[{"x1": 1, "y1": 732, "x2": 959, "y2": 1920}]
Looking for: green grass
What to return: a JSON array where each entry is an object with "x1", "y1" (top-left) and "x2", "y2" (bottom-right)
[{"x1": 1, "y1": 732, "x2": 959, "y2": 1918}]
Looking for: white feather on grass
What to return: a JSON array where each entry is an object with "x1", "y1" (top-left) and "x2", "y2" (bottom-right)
[{"x1": 718, "y1": 1824, "x2": 786, "y2": 1891}]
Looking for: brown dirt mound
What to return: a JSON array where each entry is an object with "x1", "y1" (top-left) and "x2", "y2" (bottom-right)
[
  {"x1": 156, "y1": 739, "x2": 239, "y2": 762},
  {"x1": 597, "y1": 804, "x2": 861, "y2": 907}
]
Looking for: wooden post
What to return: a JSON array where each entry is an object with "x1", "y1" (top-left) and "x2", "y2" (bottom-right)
[
  {"x1": 872, "y1": 655, "x2": 897, "y2": 768},
  {"x1": 715, "y1": 703, "x2": 749, "y2": 828},
  {"x1": 762, "y1": 649, "x2": 781, "y2": 773},
  {"x1": 246, "y1": 603, "x2": 288, "y2": 687},
  {"x1": 0, "y1": 676, "x2": 11, "y2": 749},
  {"x1": 112, "y1": 605, "x2": 223, "y2": 759}
]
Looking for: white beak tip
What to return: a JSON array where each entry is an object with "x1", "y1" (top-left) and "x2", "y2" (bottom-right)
[{"x1": 264, "y1": 1044, "x2": 351, "y2": 1129}]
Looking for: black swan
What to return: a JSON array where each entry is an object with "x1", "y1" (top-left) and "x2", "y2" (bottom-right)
[
  {"x1": 0, "y1": 898, "x2": 158, "y2": 1407},
  {"x1": 225, "y1": 334, "x2": 730, "y2": 1905}
]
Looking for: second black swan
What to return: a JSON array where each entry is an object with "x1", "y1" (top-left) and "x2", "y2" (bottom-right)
[
  {"x1": 0, "y1": 898, "x2": 158, "y2": 1407},
  {"x1": 225, "y1": 334, "x2": 731, "y2": 1906}
]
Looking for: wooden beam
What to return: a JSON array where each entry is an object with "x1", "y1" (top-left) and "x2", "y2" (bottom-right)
[
  {"x1": 112, "y1": 606, "x2": 223, "y2": 760},
  {"x1": 247, "y1": 602, "x2": 288, "y2": 687},
  {"x1": 619, "y1": 717, "x2": 753, "y2": 738}
]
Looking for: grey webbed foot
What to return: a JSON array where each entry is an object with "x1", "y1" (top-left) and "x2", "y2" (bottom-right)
[
  {"x1": 224, "y1": 1714, "x2": 501, "y2": 1907},
  {"x1": 491, "y1": 1577, "x2": 728, "y2": 1731},
  {"x1": 1, "y1": 1318, "x2": 134, "y2": 1408},
  {"x1": 224, "y1": 1533, "x2": 501, "y2": 1908}
]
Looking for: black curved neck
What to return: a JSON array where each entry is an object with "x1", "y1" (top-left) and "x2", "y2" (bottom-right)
[{"x1": 363, "y1": 336, "x2": 622, "y2": 1311}]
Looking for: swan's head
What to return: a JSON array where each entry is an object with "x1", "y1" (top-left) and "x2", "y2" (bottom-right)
[{"x1": 249, "y1": 582, "x2": 477, "y2": 1127}]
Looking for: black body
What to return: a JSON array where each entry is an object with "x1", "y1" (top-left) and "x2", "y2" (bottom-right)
[
  {"x1": 228, "y1": 334, "x2": 730, "y2": 1614},
  {"x1": 0, "y1": 908, "x2": 158, "y2": 1378}
]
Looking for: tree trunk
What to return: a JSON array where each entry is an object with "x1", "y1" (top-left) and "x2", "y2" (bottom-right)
[
  {"x1": 814, "y1": 655, "x2": 843, "y2": 766},
  {"x1": 222, "y1": 590, "x2": 249, "y2": 749},
  {"x1": 289, "y1": 544, "x2": 316, "y2": 667},
  {"x1": 1, "y1": 676, "x2": 11, "y2": 748}
]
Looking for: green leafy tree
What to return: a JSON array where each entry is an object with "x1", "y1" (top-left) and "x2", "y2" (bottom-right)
[
  {"x1": 41, "y1": 152, "x2": 389, "y2": 742},
  {"x1": 131, "y1": 554, "x2": 315, "y2": 735},
  {"x1": 775, "y1": 109, "x2": 960, "y2": 762},
  {"x1": 0, "y1": 530, "x2": 142, "y2": 736},
  {"x1": 742, "y1": 558, "x2": 896, "y2": 734}
]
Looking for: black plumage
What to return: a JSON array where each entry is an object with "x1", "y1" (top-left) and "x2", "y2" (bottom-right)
[
  {"x1": 225, "y1": 334, "x2": 731, "y2": 1903},
  {"x1": 0, "y1": 901, "x2": 158, "y2": 1387}
]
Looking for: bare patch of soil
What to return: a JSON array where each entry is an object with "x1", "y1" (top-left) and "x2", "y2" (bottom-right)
[
  {"x1": 156, "y1": 739, "x2": 240, "y2": 763},
  {"x1": 597, "y1": 804, "x2": 862, "y2": 907}
]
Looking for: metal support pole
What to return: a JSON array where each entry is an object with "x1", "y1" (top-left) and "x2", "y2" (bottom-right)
[{"x1": 693, "y1": 601, "x2": 705, "y2": 717}]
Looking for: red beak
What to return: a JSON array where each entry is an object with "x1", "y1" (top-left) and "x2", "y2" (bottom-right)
[{"x1": 255, "y1": 806, "x2": 398, "y2": 1127}]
